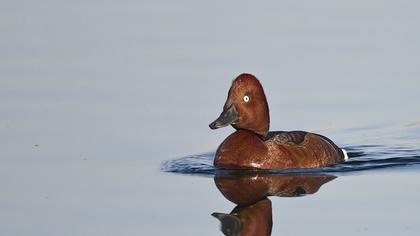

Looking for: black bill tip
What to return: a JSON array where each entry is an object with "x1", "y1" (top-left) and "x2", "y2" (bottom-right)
[{"x1": 209, "y1": 120, "x2": 222, "y2": 129}]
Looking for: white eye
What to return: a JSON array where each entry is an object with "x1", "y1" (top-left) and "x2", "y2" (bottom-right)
[{"x1": 243, "y1": 95, "x2": 250, "y2": 102}]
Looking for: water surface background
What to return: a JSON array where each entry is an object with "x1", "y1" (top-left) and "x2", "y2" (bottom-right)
[{"x1": 1, "y1": 1, "x2": 420, "y2": 235}]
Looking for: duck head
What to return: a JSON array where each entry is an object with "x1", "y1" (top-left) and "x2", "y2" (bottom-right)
[{"x1": 209, "y1": 73, "x2": 270, "y2": 137}]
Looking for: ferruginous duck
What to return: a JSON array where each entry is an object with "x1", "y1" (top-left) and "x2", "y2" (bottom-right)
[{"x1": 209, "y1": 73, "x2": 348, "y2": 170}]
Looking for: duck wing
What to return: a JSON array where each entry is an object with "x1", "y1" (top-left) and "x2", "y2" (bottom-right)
[{"x1": 264, "y1": 131, "x2": 308, "y2": 145}]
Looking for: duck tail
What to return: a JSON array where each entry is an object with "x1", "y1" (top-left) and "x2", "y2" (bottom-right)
[{"x1": 341, "y1": 149, "x2": 349, "y2": 161}]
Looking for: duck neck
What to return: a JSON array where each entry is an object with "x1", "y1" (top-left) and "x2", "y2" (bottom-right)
[
  {"x1": 250, "y1": 111, "x2": 270, "y2": 138},
  {"x1": 237, "y1": 126, "x2": 269, "y2": 139}
]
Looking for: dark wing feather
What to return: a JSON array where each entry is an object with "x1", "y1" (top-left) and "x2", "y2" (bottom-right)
[{"x1": 264, "y1": 131, "x2": 308, "y2": 145}]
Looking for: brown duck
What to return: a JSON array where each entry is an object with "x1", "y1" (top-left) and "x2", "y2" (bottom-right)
[{"x1": 209, "y1": 73, "x2": 347, "y2": 169}]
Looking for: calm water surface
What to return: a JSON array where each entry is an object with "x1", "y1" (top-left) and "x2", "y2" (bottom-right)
[{"x1": 1, "y1": 1, "x2": 420, "y2": 235}]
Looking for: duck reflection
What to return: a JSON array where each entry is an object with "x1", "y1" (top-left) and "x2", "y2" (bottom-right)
[{"x1": 212, "y1": 173, "x2": 336, "y2": 236}]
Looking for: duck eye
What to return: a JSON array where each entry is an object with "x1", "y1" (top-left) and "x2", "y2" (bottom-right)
[{"x1": 243, "y1": 95, "x2": 250, "y2": 103}]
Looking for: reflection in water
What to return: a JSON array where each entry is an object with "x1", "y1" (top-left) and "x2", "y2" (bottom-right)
[
  {"x1": 212, "y1": 173, "x2": 336, "y2": 236},
  {"x1": 212, "y1": 198, "x2": 272, "y2": 236}
]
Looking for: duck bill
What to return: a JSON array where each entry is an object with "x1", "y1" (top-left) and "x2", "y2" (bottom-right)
[
  {"x1": 211, "y1": 212, "x2": 242, "y2": 235},
  {"x1": 211, "y1": 212, "x2": 230, "y2": 220},
  {"x1": 209, "y1": 105, "x2": 239, "y2": 129}
]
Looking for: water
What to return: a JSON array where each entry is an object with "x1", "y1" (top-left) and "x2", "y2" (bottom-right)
[{"x1": 2, "y1": 0, "x2": 420, "y2": 235}]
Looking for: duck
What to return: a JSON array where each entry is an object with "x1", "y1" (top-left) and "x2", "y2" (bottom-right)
[{"x1": 209, "y1": 73, "x2": 348, "y2": 170}]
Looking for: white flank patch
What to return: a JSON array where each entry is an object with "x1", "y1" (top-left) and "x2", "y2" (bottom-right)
[{"x1": 342, "y1": 149, "x2": 349, "y2": 161}]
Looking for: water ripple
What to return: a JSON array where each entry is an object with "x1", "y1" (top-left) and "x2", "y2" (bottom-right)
[{"x1": 161, "y1": 145, "x2": 420, "y2": 176}]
